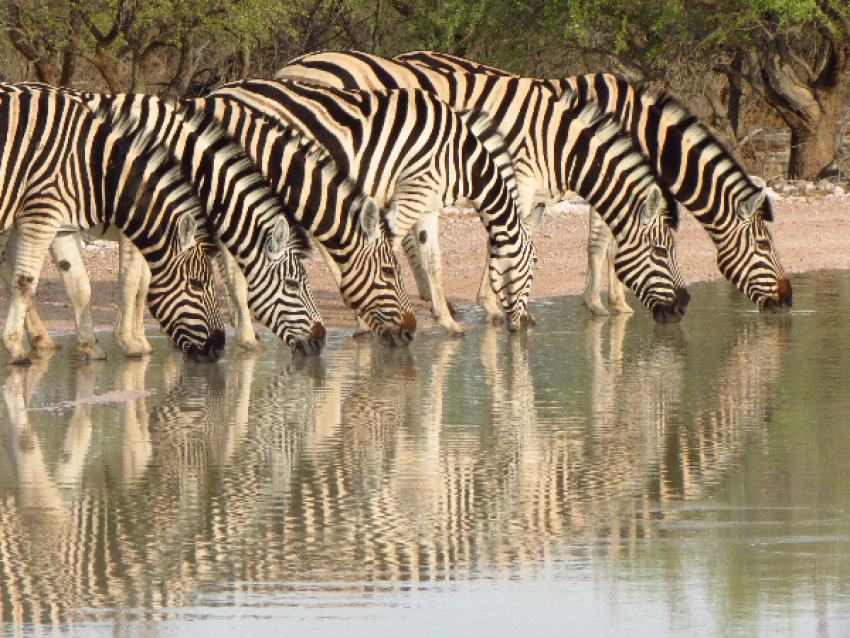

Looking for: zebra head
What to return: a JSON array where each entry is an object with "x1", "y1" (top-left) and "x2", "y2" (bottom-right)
[
  {"x1": 717, "y1": 188, "x2": 792, "y2": 312},
  {"x1": 145, "y1": 213, "x2": 226, "y2": 362},
  {"x1": 487, "y1": 222, "x2": 537, "y2": 332},
  {"x1": 339, "y1": 200, "x2": 416, "y2": 347},
  {"x1": 245, "y1": 216, "x2": 326, "y2": 355},
  {"x1": 614, "y1": 185, "x2": 690, "y2": 323}
]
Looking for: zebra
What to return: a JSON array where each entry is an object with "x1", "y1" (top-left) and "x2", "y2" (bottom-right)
[
  {"x1": 16, "y1": 82, "x2": 534, "y2": 337},
  {"x1": 0, "y1": 89, "x2": 225, "y2": 365},
  {"x1": 275, "y1": 53, "x2": 690, "y2": 323},
  {"x1": 204, "y1": 80, "x2": 537, "y2": 334},
  {"x1": 8, "y1": 84, "x2": 416, "y2": 349},
  {"x1": 393, "y1": 51, "x2": 793, "y2": 314},
  {"x1": 0, "y1": 82, "x2": 328, "y2": 357}
]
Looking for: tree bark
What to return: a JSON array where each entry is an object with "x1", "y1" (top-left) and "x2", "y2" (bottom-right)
[
  {"x1": 743, "y1": 15, "x2": 850, "y2": 180},
  {"x1": 727, "y1": 51, "x2": 745, "y2": 139},
  {"x1": 787, "y1": 87, "x2": 843, "y2": 179},
  {"x1": 4, "y1": 29, "x2": 57, "y2": 84}
]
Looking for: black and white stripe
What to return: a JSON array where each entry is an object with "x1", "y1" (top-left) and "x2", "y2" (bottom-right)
[
  {"x1": 276, "y1": 51, "x2": 690, "y2": 322},
  {"x1": 394, "y1": 51, "x2": 792, "y2": 312},
  {"x1": 0, "y1": 89, "x2": 224, "y2": 364},
  {"x1": 105, "y1": 106, "x2": 328, "y2": 355},
  {"x1": 20, "y1": 85, "x2": 417, "y2": 348},
  {"x1": 206, "y1": 79, "x2": 536, "y2": 333}
]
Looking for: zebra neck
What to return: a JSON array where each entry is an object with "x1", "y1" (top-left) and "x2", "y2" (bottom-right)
[{"x1": 200, "y1": 98, "x2": 368, "y2": 258}]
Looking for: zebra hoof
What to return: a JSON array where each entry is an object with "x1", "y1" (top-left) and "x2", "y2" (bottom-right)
[
  {"x1": 80, "y1": 343, "x2": 107, "y2": 360},
  {"x1": 582, "y1": 299, "x2": 611, "y2": 316},
  {"x1": 9, "y1": 354, "x2": 33, "y2": 366},
  {"x1": 28, "y1": 335, "x2": 60, "y2": 351}
]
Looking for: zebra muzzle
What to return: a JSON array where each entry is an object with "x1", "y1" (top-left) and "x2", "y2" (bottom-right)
[
  {"x1": 379, "y1": 311, "x2": 417, "y2": 347},
  {"x1": 186, "y1": 328, "x2": 226, "y2": 363},
  {"x1": 291, "y1": 322, "x2": 327, "y2": 356},
  {"x1": 760, "y1": 277, "x2": 793, "y2": 312},
  {"x1": 651, "y1": 288, "x2": 691, "y2": 324}
]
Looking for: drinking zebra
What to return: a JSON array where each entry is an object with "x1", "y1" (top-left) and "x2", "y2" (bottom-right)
[
  {"x1": 205, "y1": 80, "x2": 536, "y2": 334},
  {"x1": 5, "y1": 84, "x2": 416, "y2": 349},
  {"x1": 14, "y1": 82, "x2": 535, "y2": 337},
  {"x1": 0, "y1": 89, "x2": 224, "y2": 365},
  {"x1": 392, "y1": 51, "x2": 792, "y2": 314},
  {"x1": 275, "y1": 53, "x2": 690, "y2": 323}
]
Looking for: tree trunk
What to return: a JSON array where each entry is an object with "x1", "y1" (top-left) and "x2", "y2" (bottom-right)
[
  {"x1": 727, "y1": 52, "x2": 744, "y2": 139},
  {"x1": 4, "y1": 29, "x2": 57, "y2": 84},
  {"x1": 787, "y1": 88, "x2": 842, "y2": 179},
  {"x1": 744, "y1": 19, "x2": 850, "y2": 180}
]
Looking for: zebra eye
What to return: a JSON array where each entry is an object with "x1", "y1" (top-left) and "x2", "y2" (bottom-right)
[
  {"x1": 756, "y1": 239, "x2": 772, "y2": 252},
  {"x1": 381, "y1": 265, "x2": 395, "y2": 279},
  {"x1": 652, "y1": 245, "x2": 669, "y2": 259},
  {"x1": 284, "y1": 278, "x2": 301, "y2": 293},
  {"x1": 189, "y1": 277, "x2": 204, "y2": 291}
]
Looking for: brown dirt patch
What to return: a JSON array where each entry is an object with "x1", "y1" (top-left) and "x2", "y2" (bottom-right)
[{"x1": 2, "y1": 194, "x2": 847, "y2": 342}]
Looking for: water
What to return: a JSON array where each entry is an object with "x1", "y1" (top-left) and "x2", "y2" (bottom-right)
[{"x1": 2, "y1": 271, "x2": 850, "y2": 637}]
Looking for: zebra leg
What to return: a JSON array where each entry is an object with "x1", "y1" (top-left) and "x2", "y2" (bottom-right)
[
  {"x1": 134, "y1": 256, "x2": 153, "y2": 352},
  {"x1": 402, "y1": 225, "x2": 433, "y2": 302},
  {"x1": 413, "y1": 212, "x2": 465, "y2": 335},
  {"x1": 583, "y1": 209, "x2": 611, "y2": 316},
  {"x1": 605, "y1": 226, "x2": 633, "y2": 315},
  {"x1": 3, "y1": 223, "x2": 59, "y2": 365},
  {"x1": 476, "y1": 256, "x2": 506, "y2": 323},
  {"x1": 217, "y1": 247, "x2": 263, "y2": 351},
  {"x1": 49, "y1": 232, "x2": 107, "y2": 359},
  {"x1": 114, "y1": 234, "x2": 153, "y2": 356},
  {"x1": 0, "y1": 231, "x2": 58, "y2": 352}
]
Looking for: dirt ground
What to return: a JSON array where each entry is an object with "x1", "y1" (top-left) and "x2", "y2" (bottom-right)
[{"x1": 3, "y1": 193, "x2": 849, "y2": 342}]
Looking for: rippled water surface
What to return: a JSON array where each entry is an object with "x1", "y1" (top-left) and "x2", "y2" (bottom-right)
[{"x1": 2, "y1": 271, "x2": 850, "y2": 637}]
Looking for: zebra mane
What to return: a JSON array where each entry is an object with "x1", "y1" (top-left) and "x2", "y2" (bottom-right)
[
  {"x1": 641, "y1": 86, "x2": 773, "y2": 222},
  {"x1": 179, "y1": 105, "x2": 315, "y2": 256},
  {"x1": 108, "y1": 121, "x2": 220, "y2": 254},
  {"x1": 236, "y1": 109, "x2": 397, "y2": 239},
  {"x1": 455, "y1": 107, "x2": 519, "y2": 197},
  {"x1": 107, "y1": 102, "x2": 312, "y2": 258},
  {"x1": 567, "y1": 99, "x2": 680, "y2": 229}
]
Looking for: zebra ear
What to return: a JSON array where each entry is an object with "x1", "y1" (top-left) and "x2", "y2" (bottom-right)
[
  {"x1": 265, "y1": 217, "x2": 290, "y2": 261},
  {"x1": 641, "y1": 185, "x2": 665, "y2": 226},
  {"x1": 177, "y1": 213, "x2": 198, "y2": 250},
  {"x1": 360, "y1": 198, "x2": 381, "y2": 240},
  {"x1": 738, "y1": 191, "x2": 765, "y2": 221}
]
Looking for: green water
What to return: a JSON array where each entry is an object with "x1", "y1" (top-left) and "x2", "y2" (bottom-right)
[{"x1": 1, "y1": 271, "x2": 849, "y2": 637}]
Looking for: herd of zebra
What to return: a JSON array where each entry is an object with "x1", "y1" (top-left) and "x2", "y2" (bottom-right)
[{"x1": 0, "y1": 49, "x2": 793, "y2": 365}]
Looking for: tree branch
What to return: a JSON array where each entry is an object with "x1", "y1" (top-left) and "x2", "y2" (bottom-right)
[{"x1": 76, "y1": 50, "x2": 124, "y2": 92}]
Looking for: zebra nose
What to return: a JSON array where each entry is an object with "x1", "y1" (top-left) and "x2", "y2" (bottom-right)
[
  {"x1": 778, "y1": 277, "x2": 793, "y2": 308},
  {"x1": 379, "y1": 312, "x2": 417, "y2": 347},
  {"x1": 198, "y1": 328, "x2": 224, "y2": 363},
  {"x1": 398, "y1": 311, "x2": 417, "y2": 344},
  {"x1": 308, "y1": 322, "x2": 327, "y2": 353},
  {"x1": 760, "y1": 278, "x2": 792, "y2": 313},
  {"x1": 194, "y1": 329, "x2": 226, "y2": 362},
  {"x1": 651, "y1": 287, "x2": 690, "y2": 324}
]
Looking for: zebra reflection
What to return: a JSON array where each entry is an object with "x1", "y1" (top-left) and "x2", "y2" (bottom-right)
[{"x1": 0, "y1": 354, "x2": 152, "y2": 624}]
